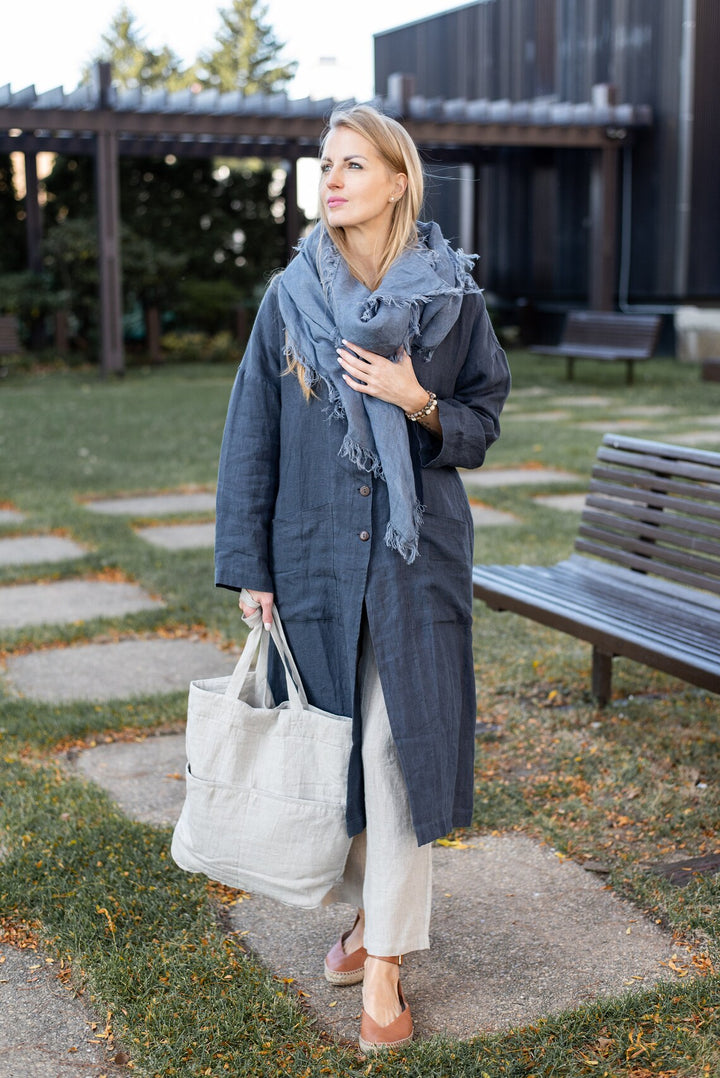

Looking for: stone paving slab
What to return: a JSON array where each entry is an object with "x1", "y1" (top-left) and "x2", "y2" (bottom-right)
[
  {"x1": 135, "y1": 522, "x2": 215, "y2": 550},
  {"x1": 66, "y1": 732, "x2": 188, "y2": 826},
  {"x1": 468, "y1": 501, "x2": 519, "y2": 526},
  {"x1": 3, "y1": 638, "x2": 236, "y2": 703},
  {"x1": 0, "y1": 535, "x2": 88, "y2": 567},
  {"x1": 0, "y1": 579, "x2": 163, "y2": 631},
  {"x1": 678, "y1": 414, "x2": 720, "y2": 427},
  {"x1": 66, "y1": 734, "x2": 690, "y2": 1043},
  {"x1": 0, "y1": 508, "x2": 25, "y2": 526},
  {"x1": 230, "y1": 839, "x2": 681, "y2": 1041},
  {"x1": 0, "y1": 944, "x2": 114, "y2": 1077},
  {"x1": 507, "y1": 387, "x2": 549, "y2": 398},
  {"x1": 84, "y1": 492, "x2": 216, "y2": 517},
  {"x1": 669, "y1": 430, "x2": 720, "y2": 447},
  {"x1": 505, "y1": 409, "x2": 570, "y2": 422},
  {"x1": 614, "y1": 405, "x2": 679, "y2": 417},
  {"x1": 533, "y1": 493, "x2": 587, "y2": 512},
  {"x1": 576, "y1": 420, "x2": 654, "y2": 432},
  {"x1": 553, "y1": 396, "x2": 613, "y2": 407},
  {"x1": 462, "y1": 466, "x2": 579, "y2": 489}
]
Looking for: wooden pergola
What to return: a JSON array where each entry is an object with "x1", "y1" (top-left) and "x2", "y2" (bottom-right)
[{"x1": 0, "y1": 66, "x2": 652, "y2": 374}]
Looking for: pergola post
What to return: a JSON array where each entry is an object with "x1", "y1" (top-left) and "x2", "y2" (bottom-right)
[
  {"x1": 283, "y1": 149, "x2": 300, "y2": 262},
  {"x1": 23, "y1": 152, "x2": 43, "y2": 274},
  {"x1": 588, "y1": 143, "x2": 620, "y2": 311},
  {"x1": 95, "y1": 63, "x2": 124, "y2": 375}
]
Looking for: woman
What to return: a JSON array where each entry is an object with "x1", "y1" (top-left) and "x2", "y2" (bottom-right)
[{"x1": 215, "y1": 104, "x2": 510, "y2": 1052}]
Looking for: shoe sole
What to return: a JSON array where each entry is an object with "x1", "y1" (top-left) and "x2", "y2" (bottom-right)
[
  {"x1": 358, "y1": 1031, "x2": 413, "y2": 1054},
  {"x1": 323, "y1": 962, "x2": 365, "y2": 986}
]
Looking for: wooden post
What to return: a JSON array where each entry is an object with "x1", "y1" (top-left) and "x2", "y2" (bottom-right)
[
  {"x1": 23, "y1": 152, "x2": 42, "y2": 274},
  {"x1": 283, "y1": 150, "x2": 300, "y2": 263},
  {"x1": 588, "y1": 143, "x2": 620, "y2": 311},
  {"x1": 95, "y1": 63, "x2": 124, "y2": 375},
  {"x1": 24, "y1": 152, "x2": 47, "y2": 350},
  {"x1": 591, "y1": 648, "x2": 613, "y2": 707},
  {"x1": 146, "y1": 305, "x2": 161, "y2": 363},
  {"x1": 54, "y1": 310, "x2": 69, "y2": 353}
]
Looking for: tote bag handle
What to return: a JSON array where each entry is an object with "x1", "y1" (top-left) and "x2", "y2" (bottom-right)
[{"x1": 224, "y1": 597, "x2": 309, "y2": 710}]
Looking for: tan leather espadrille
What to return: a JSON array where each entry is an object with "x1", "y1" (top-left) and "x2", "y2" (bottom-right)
[
  {"x1": 358, "y1": 956, "x2": 413, "y2": 1054},
  {"x1": 323, "y1": 916, "x2": 368, "y2": 986}
]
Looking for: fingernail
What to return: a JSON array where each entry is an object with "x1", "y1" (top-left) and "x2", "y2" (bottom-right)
[{"x1": 264, "y1": 622, "x2": 272, "y2": 631}]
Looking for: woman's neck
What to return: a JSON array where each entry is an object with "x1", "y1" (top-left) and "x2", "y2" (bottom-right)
[{"x1": 342, "y1": 222, "x2": 391, "y2": 288}]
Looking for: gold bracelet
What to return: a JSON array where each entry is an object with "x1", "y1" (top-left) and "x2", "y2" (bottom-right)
[{"x1": 405, "y1": 391, "x2": 438, "y2": 422}]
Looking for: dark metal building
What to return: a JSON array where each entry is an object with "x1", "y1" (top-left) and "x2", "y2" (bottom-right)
[{"x1": 375, "y1": 0, "x2": 719, "y2": 309}]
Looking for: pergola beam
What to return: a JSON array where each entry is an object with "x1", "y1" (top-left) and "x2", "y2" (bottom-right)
[{"x1": 1, "y1": 73, "x2": 650, "y2": 372}]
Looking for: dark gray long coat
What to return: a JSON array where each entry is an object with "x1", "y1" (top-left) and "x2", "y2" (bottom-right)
[{"x1": 215, "y1": 275, "x2": 510, "y2": 846}]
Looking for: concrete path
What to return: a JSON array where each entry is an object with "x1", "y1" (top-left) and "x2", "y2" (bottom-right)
[
  {"x1": 0, "y1": 580, "x2": 163, "y2": 631},
  {"x1": 468, "y1": 501, "x2": 518, "y2": 526},
  {"x1": 3, "y1": 638, "x2": 237, "y2": 703},
  {"x1": 0, "y1": 946, "x2": 112, "y2": 1077},
  {"x1": 60, "y1": 734, "x2": 690, "y2": 1044},
  {"x1": 576, "y1": 419, "x2": 653, "y2": 432},
  {"x1": 462, "y1": 466, "x2": 579, "y2": 489},
  {"x1": 0, "y1": 535, "x2": 87, "y2": 567},
  {"x1": 671, "y1": 430, "x2": 720, "y2": 446},
  {"x1": 134, "y1": 522, "x2": 215, "y2": 550},
  {"x1": 0, "y1": 509, "x2": 25, "y2": 526},
  {"x1": 83, "y1": 492, "x2": 216, "y2": 517},
  {"x1": 533, "y1": 493, "x2": 587, "y2": 512}
]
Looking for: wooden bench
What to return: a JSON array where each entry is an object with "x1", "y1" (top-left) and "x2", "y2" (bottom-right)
[
  {"x1": 529, "y1": 311, "x2": 662, "y2": 384},
  {"x1": 472, "y1": 435, "x2": 720, "y2": 706}
]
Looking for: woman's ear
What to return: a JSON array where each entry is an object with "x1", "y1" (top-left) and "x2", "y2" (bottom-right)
[{"x1": 393, "y1": 174, "x2": 408, "y2": 201}]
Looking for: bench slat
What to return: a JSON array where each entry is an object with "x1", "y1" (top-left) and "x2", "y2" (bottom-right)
[
  {"x1": 472, "y1": 561, "x2": 720, "y2": 660},
  {"x1": 579, "y1": 510, "x2": 720, "y2": 569},
  {"x1": 585, "y1": 494, "x2": 720, "y2": 535},
  {"x1": 472, "y1": 564, "x2": 720, "y2": 692},
  {"x1": 596, "y1": 445, "x2": 720, "y2": 487},
  {"x1": 573, "y1": 535, "x2": 720, "y2": 595},
  {"x1": 586, "y1": 481, "x2": 720, "y2": 520},
  {"x1": 600, "y1": 434, "x2": 720, "y2": 467}
]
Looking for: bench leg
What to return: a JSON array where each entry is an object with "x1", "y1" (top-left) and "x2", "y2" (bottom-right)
[
  {"x1": 626, "y1": 360, "x2": 634, "y2": 386},
  {"x1": 566, "y1": 355, "x2": 575, "y2": 380},
  {"x1": 591, "y1": 648, "x2": 613, "y2": 707}
]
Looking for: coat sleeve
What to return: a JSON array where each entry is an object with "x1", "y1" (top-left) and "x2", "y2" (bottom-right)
[
  {"x1": 214, "y1": 279, "x2": 283, "y2": 593},
  {"x1": 415, "y1": 291, "x2": 511, "y2": 471}
]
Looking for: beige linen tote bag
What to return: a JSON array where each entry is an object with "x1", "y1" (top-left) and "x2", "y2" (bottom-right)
[{"x1": 171, "y1": 604, "x2": 353, "y2": 908}]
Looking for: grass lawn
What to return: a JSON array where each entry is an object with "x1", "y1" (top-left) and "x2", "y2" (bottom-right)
[{"x1": 1, "y1": 353, "x2": 719, "y2": 1076}]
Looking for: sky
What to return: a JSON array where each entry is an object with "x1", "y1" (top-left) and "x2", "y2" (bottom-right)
[{"x1": 1, "y1": 0, "x2": 466, "y2": 102}]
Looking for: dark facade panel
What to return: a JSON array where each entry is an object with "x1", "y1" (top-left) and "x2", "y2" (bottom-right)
[
  {"x1": 689, "y1": 0, "x2": 720, "y2": 295},
  {"x1": 375, "y1": 0, "x2": 719, "y2": 304}
]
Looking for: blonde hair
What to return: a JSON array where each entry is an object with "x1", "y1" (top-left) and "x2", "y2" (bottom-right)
[{"x1": 318, "y1": 104, "x2": 424, "y2": 290}]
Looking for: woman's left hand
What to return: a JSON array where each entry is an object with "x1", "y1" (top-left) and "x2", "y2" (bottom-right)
[{"x1": 337, "y1": 340, "x2": 430, "y2": 415}]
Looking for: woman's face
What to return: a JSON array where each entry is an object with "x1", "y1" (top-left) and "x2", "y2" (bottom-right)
[{"x1": 320, "y1": 126, "x2": 406, "y2": 240}]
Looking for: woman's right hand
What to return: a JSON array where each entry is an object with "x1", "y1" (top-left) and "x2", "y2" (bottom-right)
[{"x1": 239, "y1": 589, "x2": 274, "y2": 629}]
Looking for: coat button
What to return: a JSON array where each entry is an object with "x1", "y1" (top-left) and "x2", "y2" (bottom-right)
[
  {"x1": 359, "y1": 530, "x2": 370, "y2": 541},
  {"x1": 359, "y1": 485, "x2": 371, "y2": 496}
]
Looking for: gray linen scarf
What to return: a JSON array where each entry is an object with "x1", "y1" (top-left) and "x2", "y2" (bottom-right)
[{"x1": 277, "y1": 221, "x2": 480, "y2": 563}]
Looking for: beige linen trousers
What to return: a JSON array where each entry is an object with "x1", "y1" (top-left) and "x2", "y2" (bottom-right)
[{"x1": 323, "y1": 616, "x2": 433, "y2": 956}]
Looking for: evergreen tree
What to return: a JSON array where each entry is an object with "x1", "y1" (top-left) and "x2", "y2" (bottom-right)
[
  {"x1": 81, "y1": 4, "x2": 196, "y2": 91},
  {"x1": 198, "y1": 0, "x2": 296, "y2": 94}
]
